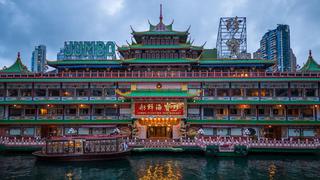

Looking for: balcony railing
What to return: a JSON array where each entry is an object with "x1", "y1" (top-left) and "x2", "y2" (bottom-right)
[{"x1": 1, "y1": 71, "x2": 320, "y2": 79}]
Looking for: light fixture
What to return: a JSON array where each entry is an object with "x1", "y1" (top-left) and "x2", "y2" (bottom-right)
[{"x1": 156, "y1": 83, "x2": 162, "y2": 89}]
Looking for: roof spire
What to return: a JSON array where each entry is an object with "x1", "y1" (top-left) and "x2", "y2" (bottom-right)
[
  {"x1": 159, "y1": 4, "x2": 163, "y2": 23},
  {"x1": 17, "y1": 52, "x2": 20, "y2": 59},
  {"x1": 309, "y1": 50, "x2": 312, "y2": 58}
]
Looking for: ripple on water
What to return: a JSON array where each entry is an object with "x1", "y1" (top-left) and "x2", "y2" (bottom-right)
[{"x1": 0, "y1": 154, "x2": 320, "y2": 180}]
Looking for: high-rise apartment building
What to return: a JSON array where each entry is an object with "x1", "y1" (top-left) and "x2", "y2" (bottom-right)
[
  {"x1": 31, "y1": 45, "x2": 47, "y2": 73},
  {"x1": 258, "y1": 25, "x2": 296, "y2": 72}
]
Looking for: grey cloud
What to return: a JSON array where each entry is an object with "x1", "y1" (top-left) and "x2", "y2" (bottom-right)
[{"x1": 0, "y1": 0, "x2": 319, "y2": 68}]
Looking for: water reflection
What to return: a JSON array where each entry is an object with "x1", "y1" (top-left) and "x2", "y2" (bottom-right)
[
  {"x1": 0, "y1": 154, "x2": 320, "y2": 179},
  {"x1": 135, "y1": 160, "x2": 182, "y2": 180}
]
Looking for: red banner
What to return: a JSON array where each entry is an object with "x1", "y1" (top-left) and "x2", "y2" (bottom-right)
[{"x1": 134, "y1": 102, "x2": 185, "y2": 116}]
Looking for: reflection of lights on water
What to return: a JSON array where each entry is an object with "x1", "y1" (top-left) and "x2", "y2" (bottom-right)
[
  {"x1": 268, "y1": 163, "x2": 277, "y2": 180},
  {"x1": 66, "y1": 171, "x2": 73, "y2": 180},
  {"x1": 137, "y1": 160, "x2": 182, "y2": 180}
]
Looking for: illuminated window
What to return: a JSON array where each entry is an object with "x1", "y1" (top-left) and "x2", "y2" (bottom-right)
[{"x1": 39, "y1": 108, "x2": 48, "y2": 115}]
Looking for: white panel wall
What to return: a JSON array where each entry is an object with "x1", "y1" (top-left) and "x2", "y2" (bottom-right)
[{"x1": 120, "y1": 108, "x2": 131, "y2": 115}]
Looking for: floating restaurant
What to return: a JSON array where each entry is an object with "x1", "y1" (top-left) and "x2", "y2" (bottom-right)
[{"x1": 0, "y1": 6, "x2": 320, "y2": 156}]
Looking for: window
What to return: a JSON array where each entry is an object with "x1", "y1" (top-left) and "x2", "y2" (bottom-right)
[
  {"x1": 9, "y1": 128, "x2": 21, "y2": 135},
  {"x1": 8, "y1": 89, "x2": 18, "y2": 97},
  {"x1": 78, "y1": 128, "x2": 90, "y2": 135},
  {"x1": 79, "y1": 108, "x2": 89, "y2": 115},
  {"x1": 230, "y1": 108, "x2": 239, "y2": 115},
  {"x1": 261, "y1": 89, "x2": 273, "y2": 97},
  {"x1": 287, "y1": 109, "x2": 299, "y2": 116},
  {"x1": 217, "y1": 89, "x2": 229, "y2": 96},
  {"x1": 91, "y1": 89, "x2": 103, "y2": 96},
  {"x1": 9, "y1": 108, "x2": 22, "y2": 116},
  {"x1": 25, "y1": 109, "x2": 36, "y2": 116},
  {"x1": 21, "y1": 89, "x2": 32, "y2": 97},
  {"x1": 48, "y1": 89, "x2": 60, "y2": 96},
  {"x1": 246, "y1": 89, "x2": 259, "y2": 96},
  {"x1": 64, "y1": 128, "x2": 78, "y2": 135},
  {"x1": 231, "y1": 89, "x2": 242, "y2": 96},
  {"x1": 305, "y1": 89, "x2": 316, "y2": 97},
  {"x1": 76, "y1": 89, "x2": 89, "y2": 97},
  {"x1": 105, "y1": 89, "x2": 115, "y2": 96},
  {"x1": 66, "y1": 108, "x2": 77, "y2": 115},
  {"x1": 273, "y1": 109, "x2": 284, "y2": 116},
  {"x1": 244, "y1": 109, "x2": 253, "y2": 116},
  {"x1": 93, "y1": 108, "x2": 104, "y2": 116},
  {"x1": 0, "y1": 89, "x2": 6, "y2": 97},
  {"x1": 204, "y1": 89, "x2": 215, "y2": 96},
  {"x1": 105, "y1": 108, "x2": 117, "y2": 116},
  {"x1": 291, "y1": 89, "x2": 302, "y2": 97},
  {"x1": 203, "y1": 128, "x2": 214, "y2": 136},
  {"x1": 231, "y1": 128, "x2": 242, "y2": 136},
  {"x1": 50, "y1": 108, "x2": 63, "y2": 115},
  {"x1": 92, "y1": 128, "x2": 104, "y2": 135},
  {"x1": 216, "y1": 108, "x2": 225, "y2": 115},
  {"x1": 303, "y1": 129, "x2": 315, "y2": 136},
  {"x1": 203, "y1": 108, "x2": 214, "y2": 117},
  {"x1": 288, "y1": 129, "x2": 300, "y2": 137},
  {"x1": 62, "y1": 89, "x2": 74, "y2": 96},
  {"x1": 217, "y1": 128, "x2": 229, "y2": 136},
  {"x1": 35, "y1": 89, "x2": 46, "y2": 97},
  {"x1": 23, "y1": 128, "x2": 35, "y2": 136},
  {"x1": 39, "y1": 108, "x2": 48, "y2": 115},
  {"x1": 258, "y1": 109, "x2": 265, "y2": 116},
  {"x1": 275, "y1": 89, "x2": 288, "y2": 97},
  {"x1": 302, "y1": 109, "x2": 313, "y2": 117}
]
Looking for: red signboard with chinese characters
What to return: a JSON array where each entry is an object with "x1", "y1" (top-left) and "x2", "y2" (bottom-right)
[{"x1": 134, "y1": 102, "x2": 185, "y2": 116}]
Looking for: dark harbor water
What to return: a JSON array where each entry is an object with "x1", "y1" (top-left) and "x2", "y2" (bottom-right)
[{"x1": 0, "y1": 153, "x2": 319, "y2": 180}]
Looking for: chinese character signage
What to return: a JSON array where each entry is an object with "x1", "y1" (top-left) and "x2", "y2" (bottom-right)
[
  {"x1": 57, "y1": 41, "x2": 116, "y2": 60},
  {"x1": 134, "y1": 102, "x2": 185, "y2": 116}
]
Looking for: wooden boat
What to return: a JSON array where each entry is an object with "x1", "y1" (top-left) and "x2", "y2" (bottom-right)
[{"x1": 33, "y1": 135, "x2": 130, "y2": 161}]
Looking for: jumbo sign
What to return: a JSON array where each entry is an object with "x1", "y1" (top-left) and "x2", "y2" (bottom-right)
[
  {"x1": 134, "y1": 102, "x2": 185, "y2": 117},
  {"x1": 62, "y1": 41, "x2": 115, "y2": 59}
]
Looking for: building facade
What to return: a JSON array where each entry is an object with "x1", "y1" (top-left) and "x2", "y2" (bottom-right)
[
  {"x1": 0, "y1": 12, "x2": 320, "y2": 141},
  {"x1": 31, "y1": 45, "x2": 47, "y2": 73},
  {"x1": 258, "y1": 24, "x2": 296, "y2": 72}
]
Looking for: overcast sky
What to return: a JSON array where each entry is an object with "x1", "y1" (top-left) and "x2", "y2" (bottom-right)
[{"x1": 0, "y1": 0, "x2": 320, "y2": 69}]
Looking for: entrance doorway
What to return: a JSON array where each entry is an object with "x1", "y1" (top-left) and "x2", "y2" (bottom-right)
[
  {"x1": 147, "y1": 126, "x2": 172, "y2": 138},
  {"x1": 41, "y1": 126, "x2": 61, "y2": 137},
  {"x1": 264, "y1": 126, "x2": 282, "y2": 139}
]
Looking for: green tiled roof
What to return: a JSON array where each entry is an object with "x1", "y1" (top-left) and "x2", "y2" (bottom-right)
[
  {"x1": 118, "y1": 44, "x2": 197, "y2": 50},
  {"x1": 0, "y1": 99, "x2": 127, "y2": 105},
  {"x1": 199, "y1": 59, "x2": 275, "y2": 65},
  {"x1": 300, "y1": 53, "x2": 320, "y2": 72},
  {"x1": 0, "y1": 119, "x2": 132, "y2": 125},
  {"x1": 122, "y1": 58, "x2": 198, "y2": 64},
  {"x1": 47, "y1": 60, "x2": 121, "y2": 66},
  {"x1": 122, "y1": 90, "x2": 196, "y2": 98},
  {"x1": 0, "y1": 77, "x2": 319, "y2": 83},
  {"x1": 187, "y1": 119, "x2": 320, "y2": 125},
  {"x1": 132, "y1": 30, "x2": 188, "y2": 36},
  {"x1": 0, "y1": 55, "x2": 30, "y2": 73},
  {"x1": 190, "y1": 99, "x2": 320, "y2": 105},
  {"x1": 200, "y1": 49, "x2": 217, "y2": 59}
]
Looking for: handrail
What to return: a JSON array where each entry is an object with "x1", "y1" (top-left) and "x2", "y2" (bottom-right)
[{"x1": 1, "y1": 71, "x2": 320, "y2": 79}]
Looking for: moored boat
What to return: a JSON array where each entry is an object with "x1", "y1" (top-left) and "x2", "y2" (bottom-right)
[{"x1": 33, "y1": 135, "x2": 130, "y2": 161}]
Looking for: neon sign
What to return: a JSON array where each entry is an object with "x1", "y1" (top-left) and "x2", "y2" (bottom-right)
[
  {"x1": 134, "y1": 102, "x2": 185, "y2": 116},
  {"x1": 58, "y1": 41, "x2": 116, "y2": 60}
]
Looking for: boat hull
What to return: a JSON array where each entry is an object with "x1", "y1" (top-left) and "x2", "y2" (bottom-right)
[{"x1": 33, "y1": 150, "x2": 131, "y2": 162}]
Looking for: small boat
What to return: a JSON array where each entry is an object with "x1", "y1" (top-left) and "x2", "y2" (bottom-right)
[{"x1": 33, "y1": 135, "x2": 130, "y2": 161}]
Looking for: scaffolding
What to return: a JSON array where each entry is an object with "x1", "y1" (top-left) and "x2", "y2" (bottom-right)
[{"x1": 216, "y1": 17, "x2": 247, "y2": 59}]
